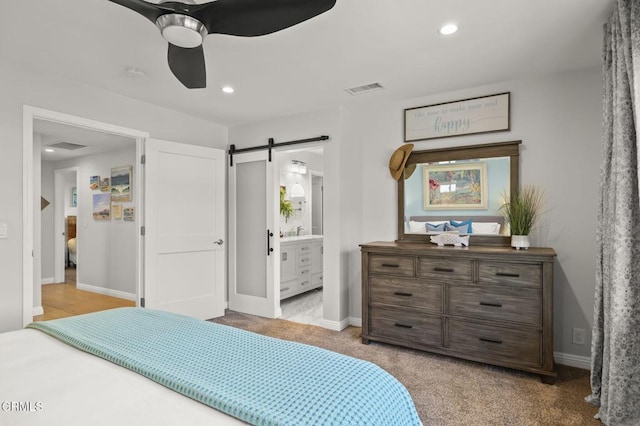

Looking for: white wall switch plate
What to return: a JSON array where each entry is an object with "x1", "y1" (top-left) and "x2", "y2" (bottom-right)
[{"x1": 0, "y1": 223, "x2": 7, "y2": 239}]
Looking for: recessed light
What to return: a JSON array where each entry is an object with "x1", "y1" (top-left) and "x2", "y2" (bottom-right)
[
  {"x1": 44, "y1": 148, "x2": 54, "y2": 153},
  {"x1": 222, "y1": 86, "x2": 234, "y2": 94},
  {"x1": 439, "y1": 23, "x2": 458, "y2": 36}
]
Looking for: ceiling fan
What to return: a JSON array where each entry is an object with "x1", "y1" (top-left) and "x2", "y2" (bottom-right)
[{"x1": 109, "y1": 0, "x2": 336, "y2": 89}]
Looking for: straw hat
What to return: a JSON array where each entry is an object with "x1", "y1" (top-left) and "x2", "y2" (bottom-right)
[{"x1": 388, "y1": 144, "x2": 414, "y2": 180}]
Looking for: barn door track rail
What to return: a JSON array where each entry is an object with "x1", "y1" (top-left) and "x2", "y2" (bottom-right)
[{"x1": 228, "y1": 135, "x2": 329, "y2": 166}]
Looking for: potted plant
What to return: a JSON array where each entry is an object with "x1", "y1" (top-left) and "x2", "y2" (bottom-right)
[
  {"x1": 499, "y1": 185, "x2": 544, "y2": 250},
  {"x1": 280, "y1": 186, "x2": 294, "y2": 223}
]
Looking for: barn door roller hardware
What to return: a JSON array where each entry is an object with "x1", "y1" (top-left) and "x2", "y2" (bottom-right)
[{"x1": 228, "y1": 135, "x2": 329, "y2": 166}]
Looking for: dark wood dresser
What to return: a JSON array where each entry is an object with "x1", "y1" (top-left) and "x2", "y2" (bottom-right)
[{"x1": 361, "y1": 241, "x2": 557, "y2": 383}]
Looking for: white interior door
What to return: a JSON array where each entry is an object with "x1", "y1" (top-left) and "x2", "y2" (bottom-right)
[
  {"x1": 228, "y1": 150, "x2": 280, "y2": 318},
  {"x1": 144, "y1": 139, "x2": 225, "y2": 320}
]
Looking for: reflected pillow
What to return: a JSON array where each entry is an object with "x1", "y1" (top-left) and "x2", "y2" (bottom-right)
[
  {"x1": 472, "y1": 222, "x2": 501, "y2": 235},
  {"x1": 448, "y1": 220, "x2": 472, "y2": 234},
  {"x1": 408, "y1": 220, "x2": 428, "y2": 234},
  {"x1": 426, "y1": 222, "x2": 447, "y2": 232}
]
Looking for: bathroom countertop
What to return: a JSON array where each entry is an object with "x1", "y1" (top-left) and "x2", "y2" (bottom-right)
[{"x1": 280, "y1": 235, "x2": 323, "y2": 243}]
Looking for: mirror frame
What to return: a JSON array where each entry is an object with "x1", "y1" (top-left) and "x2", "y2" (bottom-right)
[{"x1": 397, "y1": 140, "x2": 521, "y2": 247}]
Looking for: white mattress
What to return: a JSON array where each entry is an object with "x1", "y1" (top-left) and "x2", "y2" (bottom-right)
[{"x1": 0, "y1": 329, "x2": 246, "y2": 425}]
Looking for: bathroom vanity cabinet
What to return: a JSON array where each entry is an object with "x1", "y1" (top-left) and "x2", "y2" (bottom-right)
[{"x1": 280, "y1": 237, "x2": 323, "y2": 300}]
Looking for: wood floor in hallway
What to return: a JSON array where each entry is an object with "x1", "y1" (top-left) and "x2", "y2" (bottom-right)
[{"x1": 33, "y1": 268, "x2": 135, "y2": 322}]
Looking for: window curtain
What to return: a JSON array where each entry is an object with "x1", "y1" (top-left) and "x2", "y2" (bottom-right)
[{"x1": 587, "y1": 0, "x2": 640, "y2": 424}]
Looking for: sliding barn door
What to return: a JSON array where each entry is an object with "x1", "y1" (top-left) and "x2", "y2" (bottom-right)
[
  {"x1": 144, "y1": 139, "x2": 226, "y2": 320},
  {"x1": 228, "y1": 150, "x2": 281, "y2": 318}
]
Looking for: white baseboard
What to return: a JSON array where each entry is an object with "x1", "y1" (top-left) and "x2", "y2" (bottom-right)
[
  {"x1": 41, "y1": 278, "x2": 56, "y2": 285},
  {"x1": 76, "y1": 282, "x2": 136, "y2": 301},
  {"x1": 32, "y1": 306, "x2": 44, "y2": 316},
  {"x1": 554, "y1": 351, "x2": 591, "y2": 370},
  {"x1": 319, "y1": 317, "x2": 351, "y2": 331},
  {"x1": 349, "y1": 317, "x2": 362, "y2": 327}
]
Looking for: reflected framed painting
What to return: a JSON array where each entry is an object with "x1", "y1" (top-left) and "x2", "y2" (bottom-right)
[{"x1": 423, "y1": 163, "x2": 488, "y2": 210}]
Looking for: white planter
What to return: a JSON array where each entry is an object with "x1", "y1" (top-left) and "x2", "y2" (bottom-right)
[{"x1": 511, "y1": 235, "x2": 530, "y2": 250}]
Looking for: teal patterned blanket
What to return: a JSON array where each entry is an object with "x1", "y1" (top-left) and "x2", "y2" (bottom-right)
[{"x1": 27, "y1": 308, "x2": 421, "y2": 425}]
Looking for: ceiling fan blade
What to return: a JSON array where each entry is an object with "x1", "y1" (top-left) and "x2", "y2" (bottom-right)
[
  {"x1": 167, "y1": 44, "x2": 206, "y2": 89},
  {"x1": 107, "y1": 0, "x2": 171, "y2": 24},
  {"x1": 191, "y1": 0, "x2": 336, "y2": 37}
]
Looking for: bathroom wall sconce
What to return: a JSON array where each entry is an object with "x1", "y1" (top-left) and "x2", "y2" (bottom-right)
[{"x1": 290, "y1": 160, "x2": 307, "y2": 174}]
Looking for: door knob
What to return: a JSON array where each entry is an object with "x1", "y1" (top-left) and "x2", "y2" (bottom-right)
[{"x1": 214, "y1": 239, "x2": 224, "y2": 245}]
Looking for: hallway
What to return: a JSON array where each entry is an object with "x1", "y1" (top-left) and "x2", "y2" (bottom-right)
[{"x1": 33, "y1": 268, "x2": 135, "y2": 322}]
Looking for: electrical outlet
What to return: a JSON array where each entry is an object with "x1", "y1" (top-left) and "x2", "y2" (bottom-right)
[{"x1": 572, "y1": 328, "x2": 586, "y2": 345}]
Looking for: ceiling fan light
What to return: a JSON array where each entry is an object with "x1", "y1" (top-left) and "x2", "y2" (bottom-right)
[{"x1": 156, "y1": 14, "x2": 207, "y2": 49}]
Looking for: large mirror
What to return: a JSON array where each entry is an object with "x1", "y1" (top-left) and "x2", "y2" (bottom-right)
[{"x1": 397, "y1": 141, "x2": 520, "y2": 246}]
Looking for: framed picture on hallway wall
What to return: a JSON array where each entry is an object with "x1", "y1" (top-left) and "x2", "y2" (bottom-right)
[
  {"x1": 111, "y1": 165, "x2": 132, "y2": 202},
  {"x1": 112, "y1": 204, "x2": 123, "y2": 220},
  {"x1": 93, "y1": 193, "x2": 111, "y2": 220}
]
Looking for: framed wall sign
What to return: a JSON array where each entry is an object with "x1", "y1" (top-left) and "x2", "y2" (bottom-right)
[
  {"x1": 423, "y1": 163, "x2": 488, "y2": 210},
  {"x1": 405, "y1": 92, "x2": 510, "y2": 142}
]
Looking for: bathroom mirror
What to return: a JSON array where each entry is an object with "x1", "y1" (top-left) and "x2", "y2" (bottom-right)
[{"x1": 397, "y1": 141, "x2": 520, "y2": 246}]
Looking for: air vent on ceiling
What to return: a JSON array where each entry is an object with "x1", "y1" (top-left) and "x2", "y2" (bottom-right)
[
  {"x1": 344, "y1": 82, "x2": 385, "y2": 96},
  {"x1": 48, "y1": 142, "x2": 87, "y2": 150}
]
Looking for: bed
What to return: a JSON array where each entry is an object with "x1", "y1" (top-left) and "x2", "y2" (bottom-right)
[
  {"x1": 0, "y1": 308, "x2": 421, "y2": 425},
  {"x1": 66, "y1": 215, "x2": 77, "y2": 267}
]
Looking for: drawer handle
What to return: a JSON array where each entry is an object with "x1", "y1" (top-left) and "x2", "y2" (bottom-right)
[
  {"x1": 479, "y1": 301, "x2": 503, "y2": 308},
  {"x1": 496, "y1": 272, "x2": 520, "y2": 278},
  {"x1": 394, "y1": 323, "x2": 413, "y2": 329},
  {"x1": 394, "y1": 291, "x2": 413, "y2": 297},
  {"x1": 301, "y1": 281, "x2": 310, "y2": 286},
  {"x1": 280, "y1": 287, "x2": 290, "y2": 292},
  {"x1": 479, "y1": 337, "x2": 503, "y2": 344},
  {"x1": 434, "y1": 267, "x2": 454, "y2": 273},
  {"x1": 381, "y1": 263, "x2": 400, "y2": 268}
]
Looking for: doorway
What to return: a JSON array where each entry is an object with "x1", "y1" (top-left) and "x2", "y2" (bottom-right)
[
  {"x1": 23, "y1": 106, "x2": 148, "y2": 326},
  {"x1": 278, "y1": 147, "x2": 324, "y2": 326},
  {"x1": 228, "y1": 144, "x2": 326, "y2": 325}
]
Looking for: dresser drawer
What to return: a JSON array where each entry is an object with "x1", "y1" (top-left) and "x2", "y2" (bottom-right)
[
  {"x1": 370, "y1": 305, "x2": 442, "y2": 347},
  {"x1": 478, "y1": 261, "x2": 541, "y2": 289},
  {"x1": 448, "y1": 284, "x2": 541, "y2": 326},
  {"x1": 448, "y1": 319, "x2": 541, "y2": 367},
  {"x1": 369, "y1": 255, "x2": 414, "y2": 277},
  {"x1": 417, "y1": 257, "x2": 472, "y2": 281},
  {"x1": 370, "y1": 276, "x2": 442, "y2": 312}
]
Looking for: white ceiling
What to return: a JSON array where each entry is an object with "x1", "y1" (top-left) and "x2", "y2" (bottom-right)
[
  {"x1": 35, "y1": 120, "x2": 136, "y2": 162},
  {"x1": 6, "y1": 0, "x2": 613, "y2": 132}
]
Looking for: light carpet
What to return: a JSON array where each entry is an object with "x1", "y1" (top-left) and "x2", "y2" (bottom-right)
[{"x1": 212, "y1": 311, "x2": 599, "y2": 426}]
